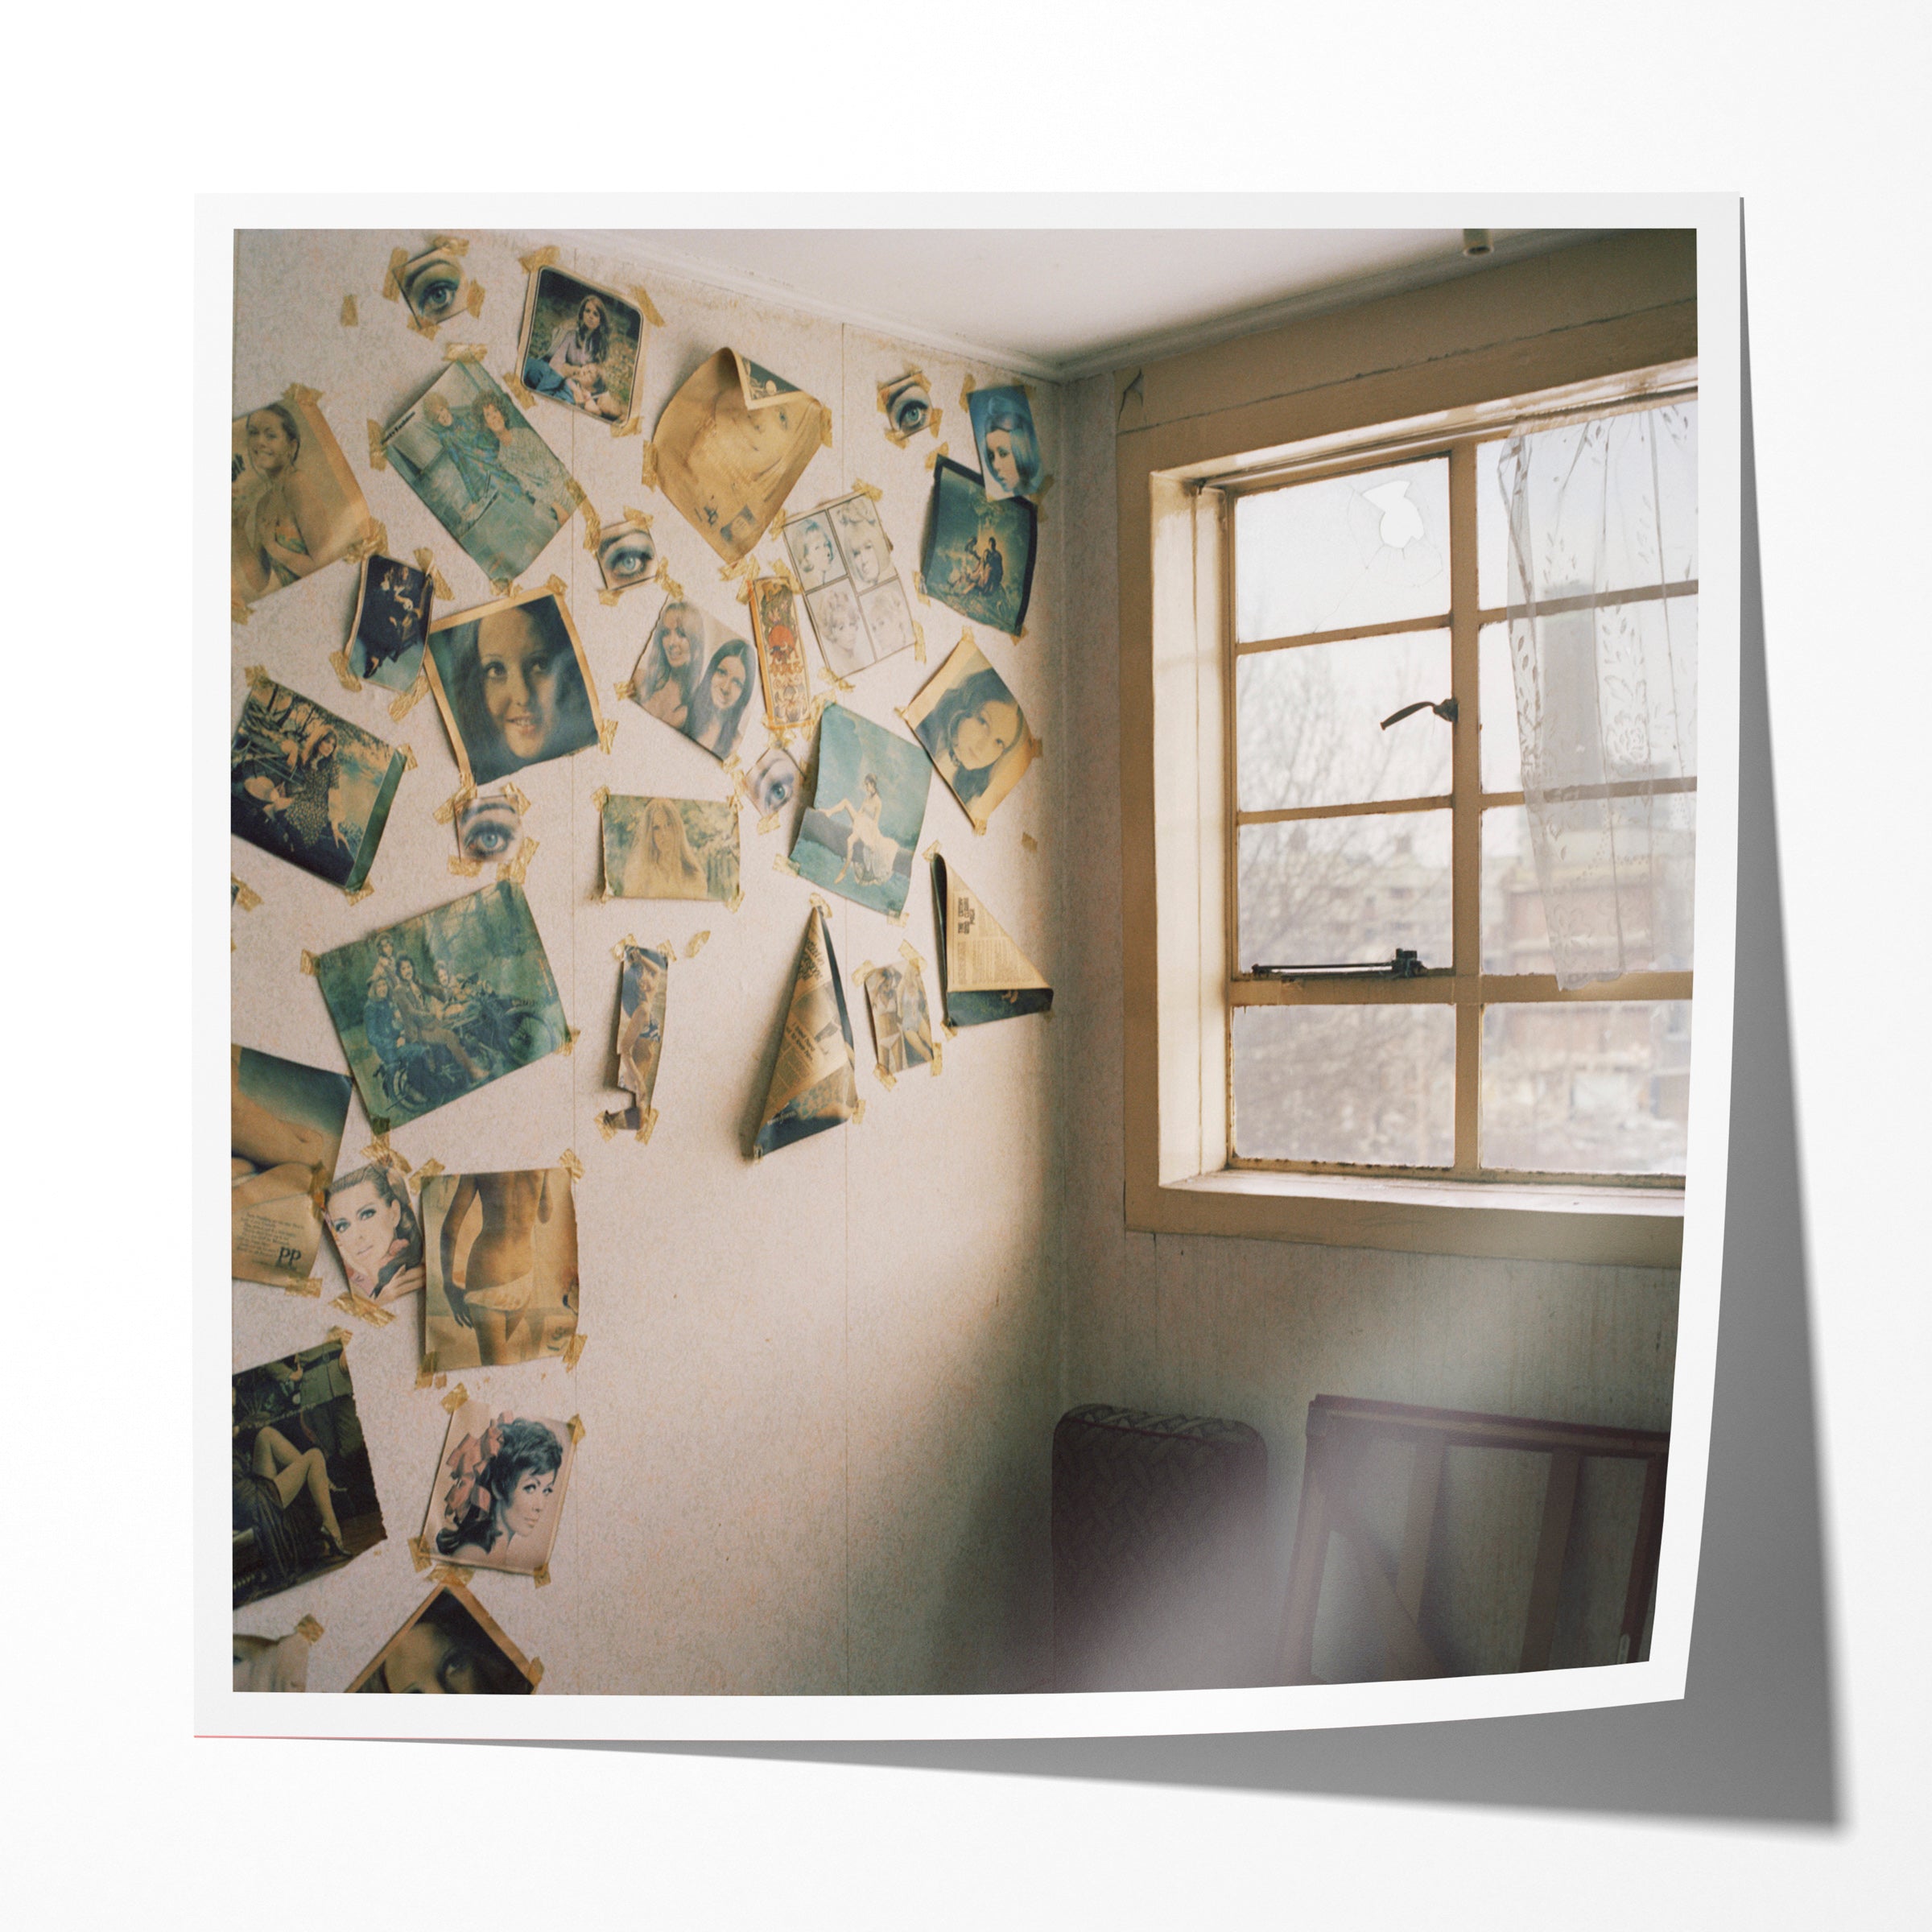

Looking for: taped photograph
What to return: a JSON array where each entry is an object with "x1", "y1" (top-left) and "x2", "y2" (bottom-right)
[
  {"x1": 783, "y1": 490, "x2": 916, "y2": 678},
  {"x1": 455, "y1": 789, "x2": 522, "y2": 865},
  {"x1": 232, "y1": 386, "x2": 372, "y2": 609},
  {"x1": 878, "y1": 369, "x2": 937, "y2": 445},
  {"x1": 605, "y1": 939, "x2": 668, "y2": 1135},
  {"x1": 595, "y1": 514, "x2": 658, "y2": 596},
  {"x1": 230, "y1": 676, "x2": 406, "y2": 891},
  {"x1": 630, "y1": 597, "x2": 759, "y2": 763},
  {"x1": 862, "y1": 956, "x2": 937, "y2": 1080},
  {"x1": 233, "y1": 1627, "x2": 312, "y2": 1693},
  {"x1": 601, "y1": 795, "x2": 741, "y2": 902},
  {"x1": 749, "y1": 576, "x2": 813, "y2": 730},
  {"x1": 922, "y1": 455, "x2": 1037, "y2": 637},
  {"x1": 789, "y1": 704, "x2": 931, "y2": 919},
  {"x1": 422, "y1": 1167, "x2": 580, "y2": 1370},
  {"x1": 425, "y1": 587, "x2": 601, "y2": 788},
  {"x1": 349, "y1": 1583, "x2": 539, "y2": 1695},
  {"x1": 654, "y1": 347, "x2": 825, "y2": 564},
  {"x1": 394, "y1": 242, "x2": 481, "y2": 332},
  {"x1": 904, "y1": 636, "x2": 1040, "y2": 832},
  {"x1": 967, "y1": 382, "x2": 1045, "y2": 501},
  {"x1": 745, "y1": 741, "x2": 802, "y2": 819},
  {"x1": 518, "y1": 266, "x2": 644, "y2": 427},
  {"x1": 382, "y1": 362, "x2": 576, "y2": 585},
  {"x1": 424, "y1": 1403, "x2": 576, "y2": 1577},
  {"x1": 755, "y1": 905, "x2": 857, "y2": 1158},
  {"x1": 323, "y1": 1162, "x2": 423, "y2": 1302},
  {"x1": 314, "y1": 881, "x2": 568, "y2": 1131},
  {"x1": 233, "y1": 1340, "x2": 386, "y2": 1608},
  {"x1": 232, "y1": 1043, "x2": 352, "y2": 1290},
  {"x1": 345, "y1": 552, "x2": 432, "y2": 691}
]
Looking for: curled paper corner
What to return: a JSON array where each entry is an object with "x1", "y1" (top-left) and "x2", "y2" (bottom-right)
[
  {"x1": 344, "y1": 880, "x2": 376, "y2": 905},
  {"x1": 1021, "y1": 831, "x2": 1039, "y2": 852},
  {"x1": 231, "y1": 876, "x2": 262, "y2": 912},
  {"x1": 875, "y1": 1064, "x2": 897, "y2": 1092},
  {"x1": 295, "y1": 1616, "x2": 324, "y2": 1644},
  {"x1": 415, "y1": 1356, "x2": 436, "y2": 1388},
  {"x1": 429, "y1": 1564, "x2": 475, "y2": 1588},
  {"x1": 568, "y1": 1414, "x2": 585, "y2": 1443},
  {"x1": 563, "y1": 1334, "x2": 588, "y2": 1372},
  {"x1": 440, "y1": 1381, "x2": 470, "y2": 1414},
  {"x1": 448, "y1": 856, "x2": 482, "y2": 877},
  {"x1": 331, "y1": 1289, "x2": 395, "y2": 1328},
  {"x1": 558, "y1": 1149, "x2": 584, "y2": 1180},
  {"x1": 497, "y1": 836, "x2": 537, "y2": 884},
  {"x1": 518, "y1": 245, "x2": 560, "y2": 273},
  {"x1": 365, "y1": 421, "x2": 388, "y2": 471},
  {"x1": 388, "y1": 671, "x2": 428, "y2": 721},
  {"x1": 852, "y1": 1099, "x2": 868, "y2": 1125},
  {"x1": 852, "y1": 478, "x2": 884, "y2": 502},
  {"x1": 923, "y1": 444, "x2": 949, "y2": 473},
  {"x1": 502, "y1": 369, "x2": 536, "y2": 410},
  {"x1": 340, "y1": 295, "x2": 358, "y2": 328},
  {"x1": 534, "y1": 1565, "x2": 552, "y2": 1589},
  {"x1": 441, "y1": 341, "x2": 487, "y2": 364},
  {"x1": 560, "y1": 1027, "x2": 581, "y2": 1056},
  {"x1": 299, "y1": 951, "x2": 318, "y2": 976},
  {"x1": 630, "y1": 284, "x2": 665, "y2": 328},
  {"x1": 407, "y1": 1536, "x2": 433, "y2": 1575},
  {"x1": 591, "y1": 784, "x2": 611, "y2": 813},
  {"x1": 502, "y1": 782, "x2": 532, "y2": 815},
  {"x1": 382, "y1": 247, "x2": 407, "y2": 301},
  {"x1": 685, "y1": 931, "x2": 712, "y2": 959},
  {"x1": 598, "y1": 719, "x2": 620, "y2": 754}
]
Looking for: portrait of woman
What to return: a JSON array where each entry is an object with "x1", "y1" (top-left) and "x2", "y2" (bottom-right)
[
  {"x1": 806, "y1": 580, "x2": 870, "y2": 679},
  {"x1": 624, "y1": 798, "x2": 708, "y2": 898},
  {"x1": 427, "y1": 1167, "x2": 580, "y2": 1369},
  {"x1": 518, "y1": 270, "x2": 641, "y2": 424},
  {"x1": 427, "y1": 592, "x2": 600, "y2": 787},
  {"x1": 905, "y1": 641, "x2": 1041, "y2": 832},
  {"x1": 686, "y1": 638, "x2": 757, "y2": 760},
  {"x1": 969, "y1": 386, "x2": 1045, "y2": 501},
  {"x1": 324, "y1": 1162, "x2": 423, "y2": 1302},
  {"x1": 430, "y1": 1411, "x2": 572, "y2": 1575},
  {"x1": 823, "y1": 775, "x2": 898, "y2": 889},
  {"x1": 634, "y1": 600, "x2": 707, "y2": 729},
  {"x1": 351, "y1": 1584, "x2": 536, "y2": 1695},
  {"x1": 231, "y1": 401, "x2": 318, "y2": 601},
  {"x1": 787, "y1": 514, "x2": 840, "y2": 592}
]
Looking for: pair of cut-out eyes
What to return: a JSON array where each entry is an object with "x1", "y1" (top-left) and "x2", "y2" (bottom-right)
[{"x1": 403, "y1": 254, "x2": 464, "y2": 322}]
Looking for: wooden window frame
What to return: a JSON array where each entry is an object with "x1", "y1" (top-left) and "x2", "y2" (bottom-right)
[{"x1": 1117, "y1": 233, "x2": 1699, "y2": 1265}]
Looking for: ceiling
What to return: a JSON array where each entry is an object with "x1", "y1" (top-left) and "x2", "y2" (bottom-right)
[{"x1": 556, "y1": 225, "x2": 1599, "y2": 382}]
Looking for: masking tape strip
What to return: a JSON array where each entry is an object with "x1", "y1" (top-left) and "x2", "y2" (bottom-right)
[
  {"x1": 558, "y1": 1149, "x2": 584, "y2": 1180},
  {"x1": 434, "y1": 781, "x2": 477, "y2": 825},
  {"x1": 411, "y1": 549, "x2": 452, "y2": 599},
  {"x1": 568, "y1": 1414, "x2": 585, "y2": 1443},
  {"x1": 440, "y1": 1382, "x2": 469, "y2": 1414},
  {"x1": 560, "y1": 1027, "x2": 580, "y2": 1056},
  {"x1": 502, "y1": 369, "x2": 536, "y2": 409},
  {"x1": 465, "y1": 281, "x2": 485, "y2": 316},
  {"x1": 919, "y1": 840, "x2": 943, "y2": 863},
  {"x1": 400, "y1": 743, "x2": 417, "y2": 770},
  {"x1": 757, "y1": 809, "x2": 782, "y2": 836},
  {"x1": 898, "y1": 939, "x2": 927, "y2": 969},
  {"x1": 407, "y1": 1536, "x2": 433, "y2": 1574},
  {"x1": 527, "y1": 1659, "x2": 544, "y2": 1686},
  {"x1": 613, "y1": 677, "x2": 634, "y2": 702},
  {"x1": 598, "y1": 719, "x2": 619, "y2": 753},
  {"x1": 639, "y1": 441, "x2": 659, "y2": 490},
  {"x1": 809, "y1": 894, "x2": 831, "y2": 917},
  {"x1": 287, "y1": 384, "x2": 323, "y2": 407},
  {"x1": 630, "y1": 284, "x2": 664, "y2": 327},
  {"x1": 299, "y1": 951, "x2": 317, "y2": 976},
  {"x1": 232, "y1": 596, "x2": 251, "y2": 625},
  {"x1": 660, "y1": 569, "x2": 685, "y2": 601},
  {"x1": 231, "y1": 876, "x2": 262, "y2": 912},
  {"x1": 911, "y1": 572, "x2": 930, "y2": 604},
  {"x1": 519, "y1": 246, "x2": 559, "y2": 272},
  {"x1": 727, "y1": 885, "x2": 743, "y2": 911},
  {"x1": 344, "y1": 880, "x2": 374, "y2": 905},
  {"x1": 591, "y1": 784, "x2": 610, "y2": 813},
  {"x1": 875, "y1": 1064, "x2": 896, "y2": 1091},
  {"x1": 912, "y1": 621, "x2": 927, "y2": 664},
  {"x1": 852, "y1": 1099, "x2": 867, "y2": 1125},
  {"x1": 441, "y1": 342, "x2": 487, "y2": 363},
  {"x1": 324, "y1": 1326, "x2": 353, "y2": 1348},
  {"x1": 410, "y1": 1158, "x2": 445, "y2": 1196},
  {"x1": 959, "y1": 376, "x2": 976, "y2": 404},
  {"x1": 851, "y1": 478, "x2": 883, "y2": 502},
  {"x1": 407, "y1": 314, "x2": 440, "y2": 342},
  {"x1": 502, "y1": 781, "x2": 532, "y2": 815},
  {"x1": 295, "y1": 1616, "x2": 324, "y2": 1643},
  {"x1": 382, "y1": 248, "x2": 407, "y2": 302},
  {"x1": 563, "y1": 1333, "x2": 588, "y2": 1371},
  {"x1": 924, "y1": 444, "x2": 950, "y2": 472},
  {"x1": 611, "y1": 416, "x2": 642, "y2": 440},
  {"x1": 429, "y1": 236, "x2": 471, "y2": 258},
  {"x1": 448, "y1": 855, "x2": 482, "y2": 877},
  {"x1": 497, "y1": 836, "x2": 537, "y2": 884},
  {"x1": 428, "y1": 1564, "x2": 474, "y2": 1588},
  {"x1": 367, "y1": 421, "x2": 387, "y2": 471},
  {"x1": 389, "y1": 670, "x2": 428, "y2": 720},
  {"x1": 331, "y1": 1289, "x2": 395, "y2": 1327},
  {"x1": 344, "y1": 519, "x2": 390, "y2": 567},
  {"x1": 362, "y1": 1135, "x2": 411, "y2": 1174},
  {"x1": 244, "y1": 663, "x2": 268, "y2": 689},
  {"x1": 544, "y1": 572, "x2": 568, "y2": 597},
  {"x1": 685, "y1": 931, "x2": 711, "y2": 958},
  {"x1": 774, "y1": 855, "x2": 799, "y2": 877},
  {"x1": 341, "y1": 295, "x2": 358, "y2": 328},
  {"x1": 415, "y1": 1355, "x2": 437, "y2": 1387},
  {"x1": 534, "y1": 1564, "x2": 552, "y2": 1588}
]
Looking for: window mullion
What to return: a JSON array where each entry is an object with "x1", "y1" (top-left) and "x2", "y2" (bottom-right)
[{"x1": 1449, "y1": 440, "x2": 1482, "y2": 1174}]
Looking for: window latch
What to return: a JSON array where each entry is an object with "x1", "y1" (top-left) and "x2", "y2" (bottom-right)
[
  {"x1": 1252, "y1": 949, "x2": 1426, "y2": 980},
  {"x1": 1380, "y1": 696, "x2": 1458, "y2": 729}
]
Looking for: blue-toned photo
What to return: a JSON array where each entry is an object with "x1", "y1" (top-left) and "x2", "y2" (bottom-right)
[
  {"x1": 382, "y1": 363, "x2": 576, "y2": 586},
  {"x1": 966, "y1": 383, "x2": 1044, "y2": 501},
  {"x1": 789, "y1": 704, "x2": 932, "y2": 920},
  {"x1": 516, "y1": 266, "x2": 643, "y2": 427},
  {"x1": 920, "y1": 456, "x2": 1038, "y2": 638}
]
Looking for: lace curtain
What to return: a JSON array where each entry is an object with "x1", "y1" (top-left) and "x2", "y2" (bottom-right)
[{"x1": 1500, "y1": 400, "x2": 1699, "y2": 989}]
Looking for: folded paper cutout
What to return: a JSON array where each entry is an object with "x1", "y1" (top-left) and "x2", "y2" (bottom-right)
[
  {"x1": 931, "y1": 853, "x2": 1052, "y2": 1026},
  {"x1": 755, "y1": 904, "x2": 857, "y2": 1157}
]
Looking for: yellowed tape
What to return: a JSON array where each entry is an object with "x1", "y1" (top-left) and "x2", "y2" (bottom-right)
[
  {"x1": 684, "y1": 931, "x2": 712, "y2": 958},
  {"x1": 591, "y1": 784, "x2": 611, "y2": 814},
  {"x1": 959, "y1": 376, "x2": 976, "y2": 405},
  {"x1": 613, "y1": 678, "x2": 635, "y2": 703},
  {"x1": 232, "y1": 596, "x2": 252, "y2": 625},
  {"x1": 528, "y1": 1658, "x2": 545, "y2": 1686},
  {"x1": 612, "y1": 416, "x2": 642, "y2": 440},
  {"x1": 400, "y1": 743, "x2": 417, "y2": 770},
  {"x1": 433, "y1": 781, "x2": 477, "y2": 825},
  {"x1": 382, "y1": 248, "x2": 407, "y2": 302},
  {"x1": 448, "y1": 855, "x2": 482, "y2": 877},
  {"x1": 295, "y1": 1615, "x2": 324, "y2": 1643},
  {"x1": 924, "y1": 444, "x2": 949, "y2": 472},
  {"x1": 299, "y1": 952, "x2": 318, "y2": 976},
  {"x1": 519, "y1": 246, "x2": 559, "y2": 272},
  {"x1": 639, "y1": 441, "x2": 659, "y2": 491},
  {"x1": 428, "y1": 1564, "x2": 475, "y2": 1589},
  {"x1": 560, "y1": 1027, "x2": 580, "y2": 1056},
  {"x1": 851, "y1": 478, "x2": 883, "y2": 502},
  {"x1": 598, "y1": 718, "x2": 619, "y2": 753},
  {"x1": 630, "y1": 284, "x2": 664, "y2": 327},
  {"x1": 501, "y1": 781, "x2": 532, "y2": 815},
  {"x1": 912, "y1": 621, "x2": 927, "y2": 664},
  {"x1": 492, "y1": 577, "x2": 515, "y2": 599},
  {"x1": 563, "y1": 1333, "x2": 588, "y2": 1372},
  {"x1": 231, "y1": 876, "x2": 262, "y2": 912},
  {"x1": 534, "y1": 1564, "x2": 552, "y2": 1588},
  {"x1": 407, "y1": 1535, "x2": 433, "y2": 1574},
  {"x1": 874, "y1": 1063, "x2": 896, "y2": 1091},
  {"x1": 809, "y1": 893, "x2": 831, "y2": 917},
  {"x1": 415, "y1": 1356, "x2": 436, "y2": 1388},
  {"x1": 558, "y1": 1149, "x2": 584, "y2": 1181},
  {"x1": 660, "y1": 569, "x2": 685, "y2": 601},
  {"x1": 774, "y1": 855, "x2": 799, "y2": 877},
  {"x1": 362, "y1": 1135, "x2": 411, "y2": 1175},
  {"x1": 544, "y1": 572, "x2": 568, "y2": 597},
  {"x1": 407, "y1": 314, "x2": 440, "y2": 342},
  {"x1": 911, "y1": 572, "x2": 930, "y2": 605},
  {"x1": 367, "y1": 421, "x2": 388, "y2": 471},
  {"x1": 331, "y1": 1289, "x2": 395, "y2": 1328},
  {"x1": 341, "y1": 295, "x2": 358, "y2": 328},
  {"x1": 288, "y1": 384, "x2": 324, "y2": 407},
  {"x1": 428, "y1": 235, "x2": 471, "y2": 258},
  {"x1": 389, "y1": 670, "x2": 428, "y2": 721},
  {"x1": 502, "y1": 369, "x2": 536, "y2": 410},
  {"x1": 440, "y1": 1381, "x2": 469, "y2": 1414},
  {"x1": 498, "y1": 836, "x2": 537, "y2": 885},
  {"x1": 596, "y1": 1113, "x2": 617, "y2": 1141},
  {"x1": 441, "y1": 341, "x2": 486, "y2": 363},
  {"x1": 244, "y1": 663, "x2": 268, "y2": 691},
  {"x1": 819, "y1": 410, "x2": 835, "y2": 448},
  {"x1": 323, "y1": 1324, "x2": 352, "y2": 1349},
  {"x1": 410, "y1": 1157, "x2": 445, "y2": 1196},
  {"x1": 852, "y1": 1099, "x2": 867, "y2": 1125},
  {"x1": 344, "y1": 880, "x2": 374, "y2": 905},
  {"x1": 465, "y1": 281, "x2": 485, "y2": 317}
]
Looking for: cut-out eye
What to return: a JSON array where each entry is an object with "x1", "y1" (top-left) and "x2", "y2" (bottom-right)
[
  {"x1": 887, "y1": 381, "x2": 931, "y2": 435},
  {"x1": 456, "y1": 799, "x2": 521, "y2": 860},
  {"x1": 403, "y1": 253, "x2": 464, "y2": 322},
  {"x1": 600, "y1": 530, "x2": 656, "y2": 583}
]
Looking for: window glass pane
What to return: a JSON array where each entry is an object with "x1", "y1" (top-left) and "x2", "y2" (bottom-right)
[
  {"x1": 1233, "y1": 1005, "x2": 1455, "y2": 1166},
  {"x1": 1236, "y1": 630, "x2": 1451, "y2": 811},
  {"x1": 1481, "y1": 1002, "x2": 1691, "y2": 1174},
  {"x1": 1479, "y1": 621, "x2": 1519, "y2": 794},
  {"x1": 1476, "y1": 436, "x2": 1509, "y2": 609},
  {"x1": 1238, "y1": 811, "x2": 1451, "y2": 971},
  {"x1": 1235, "y1": 456, "x2": 1450, "y2": 642},
  {"x1": 1481, "y1": 807, "x2": 1554, "y2": 975}
]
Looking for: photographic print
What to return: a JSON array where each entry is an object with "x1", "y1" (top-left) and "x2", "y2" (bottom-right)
[
  {"x1": 233, "y1": 1340, "x2": 386, "y2": 1608},
  {"x1": 862, "y1": 956, "x2": 937, "y2": 1080},
  {"x1": 314, "y1": 881, "x2": 568, "y2": 1131},
  {"x1": 424, "y1": 587, "x2": 601, "y2": 788},
  {"x1": 654, "y1": 347, "x2": 826, "y2": 564},
  {"x1": 783, "y1": 489, "x2": 917, "y2": 679},
  {"x1": 630, "y1": 596, "x2": 760, "y2": 764},
  {"x1": 232, "y1": 1043, "x2": 352, "y2": 1290},
  {"x1": 605, "y1": 940, "x2": 668, "y2": 1137},
  {"x1": 966, "y1": 382, "x2": 1045, "y2": 501},
  {"x1": 422, "y1": 1167, "x2": 580, "y2": 1370},
  {"x1": 745, "y1": 741, "x2": 802, "y2": 819},
  {"x1": 931, "y1": 852, "x2": 1052, "y2": 1026},
  {"x1": 382, "y1": 361, "x2": 576, "y2": 586},
  {"x1": 230, "y1": 676, "x2": 407, "y2": 891},
  {"x1": 231, "y1": 386, "x2": 373, "y2": 610},
  {"x1": 601, "y1": 795, "x2": 741, "y2": 903},
  {"x1": 455, "y1": 788, "x2": 523, "y2": 865},
  {"x1": 595, "y1": 514, "x2": 658, "y2": 597},
  {"x1": 394, "y1": 242, "x2": 481, "y2": 332},
  {"x1": 345, "y1": 552, "x2": 433, "y2": 692},
  {"x1": 349, "y1": 1583, "x2": 539, "y2": 1695},
  {"x1": 789, "y1": 704, "x2": 932, "y2": 920},
  {"x1": 921, "y1": 456, "x2": 1038, "y2": 638},
  {"x1": 518, "y1": 266, "x2": 644, "y2": 428},
  {"x1": 323, "y1": 1162, "x2": 423, "y2": 1303},
  {"x1": 903, "y1": 636, "x2": 1041, "y2": 832},
  {"x1": 232, "y1": 1627, "x2": 312, "y2": 1692},
  {"x1": 755, "y1": 904, "x2": 857, "y2": 1158},
  {"x1": 423, "y1": 1403, "x2": 576, "y2": 1577},
  {"x1": 878, "y1": 369, "x2": 938, "y2": 445},
  {"x1": 749, "y1": 576, "x2": 813, "y2": 730}
]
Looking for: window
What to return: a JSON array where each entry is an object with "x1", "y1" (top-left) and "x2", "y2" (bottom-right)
[
  {"x1": 1117, "y1": 229, "x2": 1706, "y2": 1263},
  {"x1": 1223, "y1": 401, "x2": 1696, "y2": 1186}
]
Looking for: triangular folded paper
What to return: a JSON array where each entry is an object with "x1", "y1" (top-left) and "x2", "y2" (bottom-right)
[
  {"x1": 754, "y1": 905, "x2": 858, "y2": 1156},
  {"x1": 931, "y1": 855, "x2": 1052, "y2": 1027}
]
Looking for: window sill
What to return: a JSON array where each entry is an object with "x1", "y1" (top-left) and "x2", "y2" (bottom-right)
[{"x1": 1131, "y1": 1168, "x2": 1684, "y2": 1267}]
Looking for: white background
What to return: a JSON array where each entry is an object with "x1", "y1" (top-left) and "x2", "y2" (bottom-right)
[{"x1": 17, "y1": 2, "x2": 1926, "y2": 1924}]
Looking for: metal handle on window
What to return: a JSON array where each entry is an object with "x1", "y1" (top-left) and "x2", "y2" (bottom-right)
[{"x1": 1379, "y1": 696, "x2": 1459, "y2": 730}]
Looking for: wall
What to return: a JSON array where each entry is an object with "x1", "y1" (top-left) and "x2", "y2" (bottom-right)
[
  {"x1": 231, "y1": 231, "x2": 1064, "y2": 1695},
  {"x1": 1055, "y1": 242, "x2": 1686, "y2": 1679}
]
